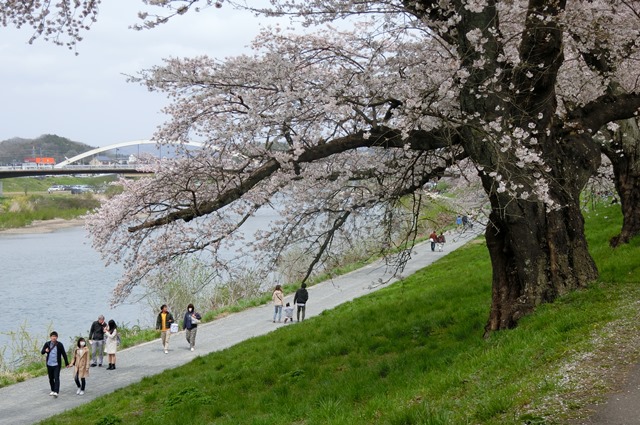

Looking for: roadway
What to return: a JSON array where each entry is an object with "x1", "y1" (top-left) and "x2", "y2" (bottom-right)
[{"x1": 0, "y1": 165, "x2": 149, "y2": 179}]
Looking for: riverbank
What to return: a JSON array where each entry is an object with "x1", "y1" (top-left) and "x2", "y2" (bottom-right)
[
  {"x1": 3, "y1": 202, "x2": 639, "y2": 425},
  {"x1": 1, "y1": 227, "x2": 485, "y2": 425},
  {"x1": 0, "y1": 217, "x2": 85, "y2": 234}
]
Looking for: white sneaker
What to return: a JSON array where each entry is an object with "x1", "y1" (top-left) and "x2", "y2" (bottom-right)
[
  {"x1": 76, "y1": 388, "x2": 81, "y2": 395},
  {"x1": 78, "y1": 391, "x2": 84, "y2": 395},
  {"x1": 190, "y1": 347, "x2": 194, "y2": 352},
  {"x1": 49, "y1": 391, "x2": 55, "y2": 396},
  {"x1": 52, "y1": 392, "x2": 58, "y2": 398},
  {"x1": 164, "y1": 350, "x2": 168, "y2": 354}
]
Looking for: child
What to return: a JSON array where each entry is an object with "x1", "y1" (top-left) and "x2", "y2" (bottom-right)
[
  {"x1": 283, "y1": 302, "x2": 294, "y2": 323},
  {"x1": 437, "y1": 233, "x2": 446, "y2": 252}
]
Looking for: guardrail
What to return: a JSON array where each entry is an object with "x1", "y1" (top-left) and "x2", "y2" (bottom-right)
[{"x1": 0, "y1": 165, "x2": 150, "y2": 179}]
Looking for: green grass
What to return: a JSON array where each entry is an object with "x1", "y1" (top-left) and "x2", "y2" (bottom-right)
[
  {"x1": 0, "y1": 194, "x2": 100, "y2": 229},
  {"x1": 0, "y1": 176, "x2": 120, "y2": 229},
  {"x1": 37, "y1": 202, "x2": 640, "y2": 424},
  {"x1": 0, "y1": 175, "x2": 118, "y2": 194}
]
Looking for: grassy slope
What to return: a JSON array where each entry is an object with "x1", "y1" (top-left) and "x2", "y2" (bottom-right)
[
  {"x1": 42, "y1": 203, "x2": 640, "y2": 425},
  {"x1": 0, "y1": 176, "x2": 118, "y2": 229}
]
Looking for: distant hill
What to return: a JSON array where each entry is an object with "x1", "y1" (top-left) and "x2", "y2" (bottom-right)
[{"x1": 0, "y1": 134, "x2": 96, "y2": 165}]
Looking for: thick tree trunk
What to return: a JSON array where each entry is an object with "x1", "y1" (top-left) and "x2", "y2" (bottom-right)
[
  {"x1": 474, "y1": 130, "x2": 602, "y2": 335},
  {"x1": 483, "y1": 194, "x2": 599, "y2": 335},
  {"x1": 602, "y1": 119, "x2": 640, "y2": 247},
  {"x1": 609, "y1": 158, "x2": 640, "y2": 246}
]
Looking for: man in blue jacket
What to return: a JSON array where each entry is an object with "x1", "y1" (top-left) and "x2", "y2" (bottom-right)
[{"x1": 41, "y1": 331, "x2": 69, "y2": 397}]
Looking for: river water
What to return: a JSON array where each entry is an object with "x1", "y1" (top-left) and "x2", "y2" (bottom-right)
[
  {"x1": 0, "y1": 207, "x2": 282, "y2": 366},
  {"x1": 0, "y1": 226, "x2": 149, "y2": 365}
]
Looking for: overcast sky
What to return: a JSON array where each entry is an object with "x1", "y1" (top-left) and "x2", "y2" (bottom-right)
[{"x1": 0, "y1": 1, "x2": 276, "y2": 148}]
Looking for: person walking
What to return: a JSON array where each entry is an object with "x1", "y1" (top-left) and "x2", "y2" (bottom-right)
[
  {"x1": 283, "y1": 302, "x2": 294, "y2": 323},
  {"x1": 437, "y1": 232, "x2": 446, "y2": 252},
  {"x1": 69, "y1": 337, "x2": 90, "y2": 395},
  {"x1": 104, "y1": 320, "x2": 118, "y2": 370},
  {"x1": 40, "y1": 331, "x2": 69, "y2": 398},
  {"x1": 183, "y1": 303, "x2": 201, "y2": 352},
  {"x1": 429, "y1": 230, "x2": 438, "y2": 251},
  {"x1": 88, "y1": 314, "x2": 106, "y2": 367},
  {"x1": 156, "y1": 304, "x2": 175, "y2": 354},
  {"x1": 462, "y1": 215, "x2": 470, "y2": 229},
  {"x1": 293, "y1": 283, "x2": 309, "y2": 322},
  {"x1": 272, "y1": 284, "x2": 284, "y2": 323}
]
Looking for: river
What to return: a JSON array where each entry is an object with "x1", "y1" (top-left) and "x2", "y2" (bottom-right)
[
  {"x1": 0, "y1": 207, "x2": 282, "y2": 366},
  {"x1": 0, "y1": 226, "x2": 149, "y2": 366}
]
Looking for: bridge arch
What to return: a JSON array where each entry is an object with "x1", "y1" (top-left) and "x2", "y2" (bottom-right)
[{"x1": 54, "y1": 140, "x2": 206, "y2": 168}]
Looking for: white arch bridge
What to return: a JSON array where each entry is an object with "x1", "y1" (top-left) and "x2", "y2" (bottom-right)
[
  {"x1": 55, "y1": 139, "x2": 205, "y2": 168},
  {"x1": 0, "y1": 139, "x2": 206, "y2": 179}
]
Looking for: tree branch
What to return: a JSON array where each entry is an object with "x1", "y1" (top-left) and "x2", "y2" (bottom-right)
[
  {"x1": 568, "y1": 92, "x2": 640, "y2": 134},
  {"x1": 128, "y1": 126, "x2": 462, "y2": 232}
]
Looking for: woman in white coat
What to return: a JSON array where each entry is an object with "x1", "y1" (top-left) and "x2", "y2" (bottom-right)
[{"x1": 104, "y1": 319, "x2": 118, "y2": 370}]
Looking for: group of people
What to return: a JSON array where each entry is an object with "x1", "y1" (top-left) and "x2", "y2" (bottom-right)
[
  {"x1": 41, "y1": 303, "x2": 202, "y2": 398},
  {"x1": 41, "y1": 316, "x2": 118, "y2": 398},
  {"x1": 155, "y1": 303, "x2": 202, "y2": 354},
  {"x1": 272, "y1": 283, "x2": 309, "y2": 323},
  {"x1": 456, "y1": 215, "x2": 472, "y2": 229},
  {"x1": 429, "y1": 230, "x2": 446, "y2": 252}
]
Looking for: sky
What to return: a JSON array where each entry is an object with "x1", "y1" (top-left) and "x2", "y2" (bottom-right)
[{"x1": 0, "y1": 1, "x2": 277, "y2": 148}]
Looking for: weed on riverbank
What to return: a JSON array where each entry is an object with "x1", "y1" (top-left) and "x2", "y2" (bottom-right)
[
  {"x1": 37, "y1": 202, "x2": 640, "y2": 424},
  {"x1": 0, "y1": 195, "x2": 100, "y2": 229}
]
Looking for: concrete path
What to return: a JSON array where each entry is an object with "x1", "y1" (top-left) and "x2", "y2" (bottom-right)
[
  {"x1": 577, "y1": 362, "x2": 640, "y2": 425},
  {"x1": 0, "y1": 229, "x2": 480, "y2": 425}
]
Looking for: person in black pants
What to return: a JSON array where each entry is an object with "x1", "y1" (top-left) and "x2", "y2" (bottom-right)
[
  {"x1": 41, "y1": 331, "x2": 69, "y2": 398},
  {"x1": 293, "y1": 283, "x2": 309, "y2": 322},
  {"x1": 88, "y1": 315, "x2": 107, "y2": 367}
]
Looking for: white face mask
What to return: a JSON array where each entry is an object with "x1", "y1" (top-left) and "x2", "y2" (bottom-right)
[
  {"x1": 188, "y1": 308, "x2": 193, "y2": 312},
  {"x1": 80, "y1": 341, "x2": 86, "y2": 347}
]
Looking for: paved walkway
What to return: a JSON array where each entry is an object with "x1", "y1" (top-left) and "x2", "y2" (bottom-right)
[
  {"x1": 577, "y1": 362, "x2": 640, "y2": 425},
  {"x1": 0, "y1": 229, "x2": 480, "y2": 425},
  {"x1": 6, "y1": 226, "x2": 634, "y2": 425}
]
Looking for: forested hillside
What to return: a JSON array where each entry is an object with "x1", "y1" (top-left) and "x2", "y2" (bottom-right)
[{"x1": 0, "y1": 134, "x2": 95, "y2": 165}]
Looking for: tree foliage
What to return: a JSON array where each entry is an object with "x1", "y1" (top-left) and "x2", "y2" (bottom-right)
[{"x1": 5, "y1": 0, "x2": 640, "y2": 331}]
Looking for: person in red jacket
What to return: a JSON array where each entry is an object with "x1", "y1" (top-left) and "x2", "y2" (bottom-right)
[{"x1": 429, "y1": 231, "x2": 438, "y2": 251}]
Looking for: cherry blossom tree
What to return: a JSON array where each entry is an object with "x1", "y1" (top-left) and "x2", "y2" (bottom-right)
[
  {"x1": 0, "y1": 0, "x2": 99, "y2": 50},
  {"x1": 600, "y1": 119, "x2": 640, "y2": 246},
  {"x1": 5, "y1": 0, "x2": 640, "y2": 333},
  {"x1": 560, "y1": 4, "x2": 640, "y2": 246}
]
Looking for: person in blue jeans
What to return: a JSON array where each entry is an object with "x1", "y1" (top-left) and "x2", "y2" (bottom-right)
[
  {"x1": 41, "y1": 331, "x2": 69, "y2": 398},
  {"x1": 429, "y1": 231, "x2": 438, "y2": 251},
  {"x1": 272, "y1": 285, "x2": 284, "y2": 322}
]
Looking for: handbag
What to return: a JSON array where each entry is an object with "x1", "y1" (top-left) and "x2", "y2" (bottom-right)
[
  {"x1": 191, "y1": 316, "x2": 201, "y2": 325},
  {"x1": 170, "y1": 323, "x2": 179, "y2": 333}
]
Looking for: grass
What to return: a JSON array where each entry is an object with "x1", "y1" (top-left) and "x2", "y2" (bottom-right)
[
  {"x1": 0, "y1": 175, "x2": 119, "y2": 229},
  {"x1": 36, "y1": 201, "x2": 640, "y2": 425},
  {"x1": 0, "y1": 194, "x2": 100, "y2": 229}
]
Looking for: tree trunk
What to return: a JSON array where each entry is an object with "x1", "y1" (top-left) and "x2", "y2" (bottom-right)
[
  {"x1": 475, "y1": 130, "x2": 602, "y2": 335},
  {"x1": 610, "y1": 172, "x2": 640, "y2": 247},
  {"x1": 483, "y1": 193, "x2": 599, "y2": 335},
  {"x1": 602, "y1": 119, "x2": 640, "y2": 247}
]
